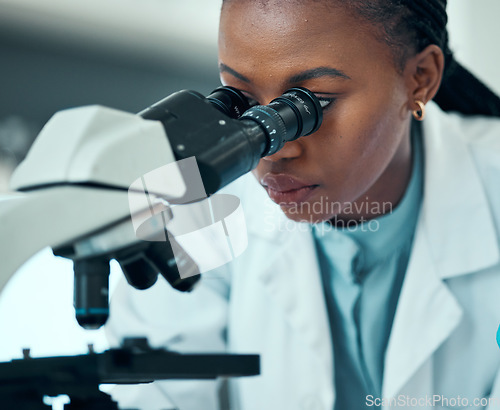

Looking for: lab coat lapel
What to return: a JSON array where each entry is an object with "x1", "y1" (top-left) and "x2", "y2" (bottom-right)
[
  {"x1": 381, "y1": 218, "x2": 463, "y2": 400},
  {"x1": 244, "y1": 191, "x2": 334, "y2": 400},
  {"x1": 241, "y1": 178, "x2": 332, "y2": 367},
  {"x1": 383, "y1": 103, "x2": 500, "y2": 400},
  {"x1": 257, "y1": 214, "x2": 333, "y2": 371}
]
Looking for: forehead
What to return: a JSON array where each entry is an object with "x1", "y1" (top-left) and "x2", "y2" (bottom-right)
[{"x1": 218, "y1": 1, "x2": 392, "y2": 82}]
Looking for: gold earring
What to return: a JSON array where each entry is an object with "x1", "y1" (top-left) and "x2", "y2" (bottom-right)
[{"x1": 412, "y1": 100, "x2": 426, "y2": 121}]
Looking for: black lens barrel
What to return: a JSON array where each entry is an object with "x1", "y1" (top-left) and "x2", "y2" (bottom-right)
[
  {"x1": 206, "y1": 86, "x2": 255, "y2": 119},
  {"x1": 240, "y1": 87, "x2": 323, "y2": 156},
  {"x1": 276, "y1": 87, "x2": 323, "y2": 136}
]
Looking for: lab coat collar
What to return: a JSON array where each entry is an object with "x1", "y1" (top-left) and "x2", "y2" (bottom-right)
[
  {"x1": 419, "y1": 102, "x2": 500, "y2": 278},
  {"x1": 383, "y1": 102, "x2": 500, "y2": 399}
]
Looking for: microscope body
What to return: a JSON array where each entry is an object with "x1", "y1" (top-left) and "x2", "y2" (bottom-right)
[
  {"x1": 0, "y1": 85, "x2": 324, "y2": 408},
  {"x1": 0, "y1": 86, "x2": 323, "y2": 325}
]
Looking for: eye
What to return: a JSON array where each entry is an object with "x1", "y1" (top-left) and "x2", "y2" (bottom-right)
[{"x1": 315, "y1": 96, "x2": 337, "y2": 111}]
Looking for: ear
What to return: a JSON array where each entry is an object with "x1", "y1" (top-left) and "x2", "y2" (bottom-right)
[{"x1": 404, "y1": 44, "x2": 445, "y2": 110}]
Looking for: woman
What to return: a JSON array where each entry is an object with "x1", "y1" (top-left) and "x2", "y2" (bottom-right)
[{"x1": 107, "y1": 1, "x2": 500, "y2": 409}]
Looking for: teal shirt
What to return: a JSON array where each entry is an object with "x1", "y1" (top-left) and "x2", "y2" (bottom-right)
[{"x1": 313, "y1": 122, "x2": 424, "y2": 409}]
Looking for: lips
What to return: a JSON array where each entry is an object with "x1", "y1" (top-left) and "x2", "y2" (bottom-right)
[{"x1": 261, "y1": 173, "x2": 318, "y2": 205}]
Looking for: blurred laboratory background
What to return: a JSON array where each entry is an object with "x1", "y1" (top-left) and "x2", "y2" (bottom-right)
[
  {"x1": 0, "y1": 0, "x2": 223, "y2": 192},
  {"x1": 0, "y1": 0, "x2": 499, "y2": 364}
]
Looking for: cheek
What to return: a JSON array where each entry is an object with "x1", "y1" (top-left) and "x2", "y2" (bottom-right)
[
  {"x1": 309, "y1": 94, "x2": 407, "y2": 197},
  {"x1": 251, "y1": 167, "x2": 265, "y2": 187}
]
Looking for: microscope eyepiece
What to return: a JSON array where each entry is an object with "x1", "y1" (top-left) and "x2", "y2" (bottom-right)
[
  {"x1": 139, "y1": 85, "x2": 324, "y2": 194},
  {"x1": 240, "y1": 87, "x2": 323, "y2": 156},
  {"x1": 206, "y1": 86, "x2": 256, "y2": 119}
]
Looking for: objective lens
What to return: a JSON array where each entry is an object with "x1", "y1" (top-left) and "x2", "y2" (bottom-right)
[
  {"x1": 118, "y1": 254, "x2": 159, "y2": 290},
  {"x1": 239, "y1": 87, "x2": 323, "y2": 156},
  {"x1": 73, "y1": 258, "x2": 110, "y2": 329},
  {"x1": 207, "y1": 86, "x2": 256, "y2": 119},
  {"x1": 145, "y1": 239, "x2": 200, "y2": 292}
]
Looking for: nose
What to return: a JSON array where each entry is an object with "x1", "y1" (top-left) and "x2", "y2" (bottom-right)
[{"x1": 262, "y1": 139, "x2": 303, "y2": 162}]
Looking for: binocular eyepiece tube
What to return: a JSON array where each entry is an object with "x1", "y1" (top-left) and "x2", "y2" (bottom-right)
[{"x1": 207, "y1": 86, "x2": 323, "y2": 156}]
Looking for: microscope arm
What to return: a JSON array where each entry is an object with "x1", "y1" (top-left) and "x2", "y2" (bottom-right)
[
  {"x1": 0, "y1": 105, "x2": 185, "y2": 295},
  {"x1": 0, "y1": 187, "x2": 132, "y2": 293}
]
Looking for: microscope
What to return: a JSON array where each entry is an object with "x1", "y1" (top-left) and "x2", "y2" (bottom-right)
[{"x1": 0, "y1": 85, "x2": 324, "y2": 408}]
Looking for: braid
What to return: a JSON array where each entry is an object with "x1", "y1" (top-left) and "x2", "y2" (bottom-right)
[
  {"x1": 350, "y1": 0, "x2": 500, "y2": 117},
  {"x1": 405, "y1": 0, "x2": 500, "y2": 116}
]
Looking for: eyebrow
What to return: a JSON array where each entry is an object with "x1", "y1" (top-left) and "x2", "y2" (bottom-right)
[
  {"x1": 219, "y1": 63, "x2": 350, "y2": 85},
  {"x1": 288, "y1": 67, "x2": 350, "y2": 83},
  {"x1": 219, "y1": 63, "x2": 251, "y2": 83}
]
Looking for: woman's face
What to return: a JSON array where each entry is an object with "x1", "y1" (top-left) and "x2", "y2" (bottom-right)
[{"x1": 218, "y1": 0, "x2": 413, "y2": 223}]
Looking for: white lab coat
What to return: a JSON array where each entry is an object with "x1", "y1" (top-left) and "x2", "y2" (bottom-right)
[{"x1": 106, "y1": 101, "x2": 500, "y2": 410}]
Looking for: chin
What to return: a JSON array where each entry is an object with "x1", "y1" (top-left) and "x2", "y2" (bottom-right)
[{"x1": 280, "y1": 205, "x2": 333, "y2": 225}]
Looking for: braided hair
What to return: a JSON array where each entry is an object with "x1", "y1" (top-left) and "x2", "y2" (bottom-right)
[{"x1": 343, "y1": 0, "x2": 500, "y2": 117}]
